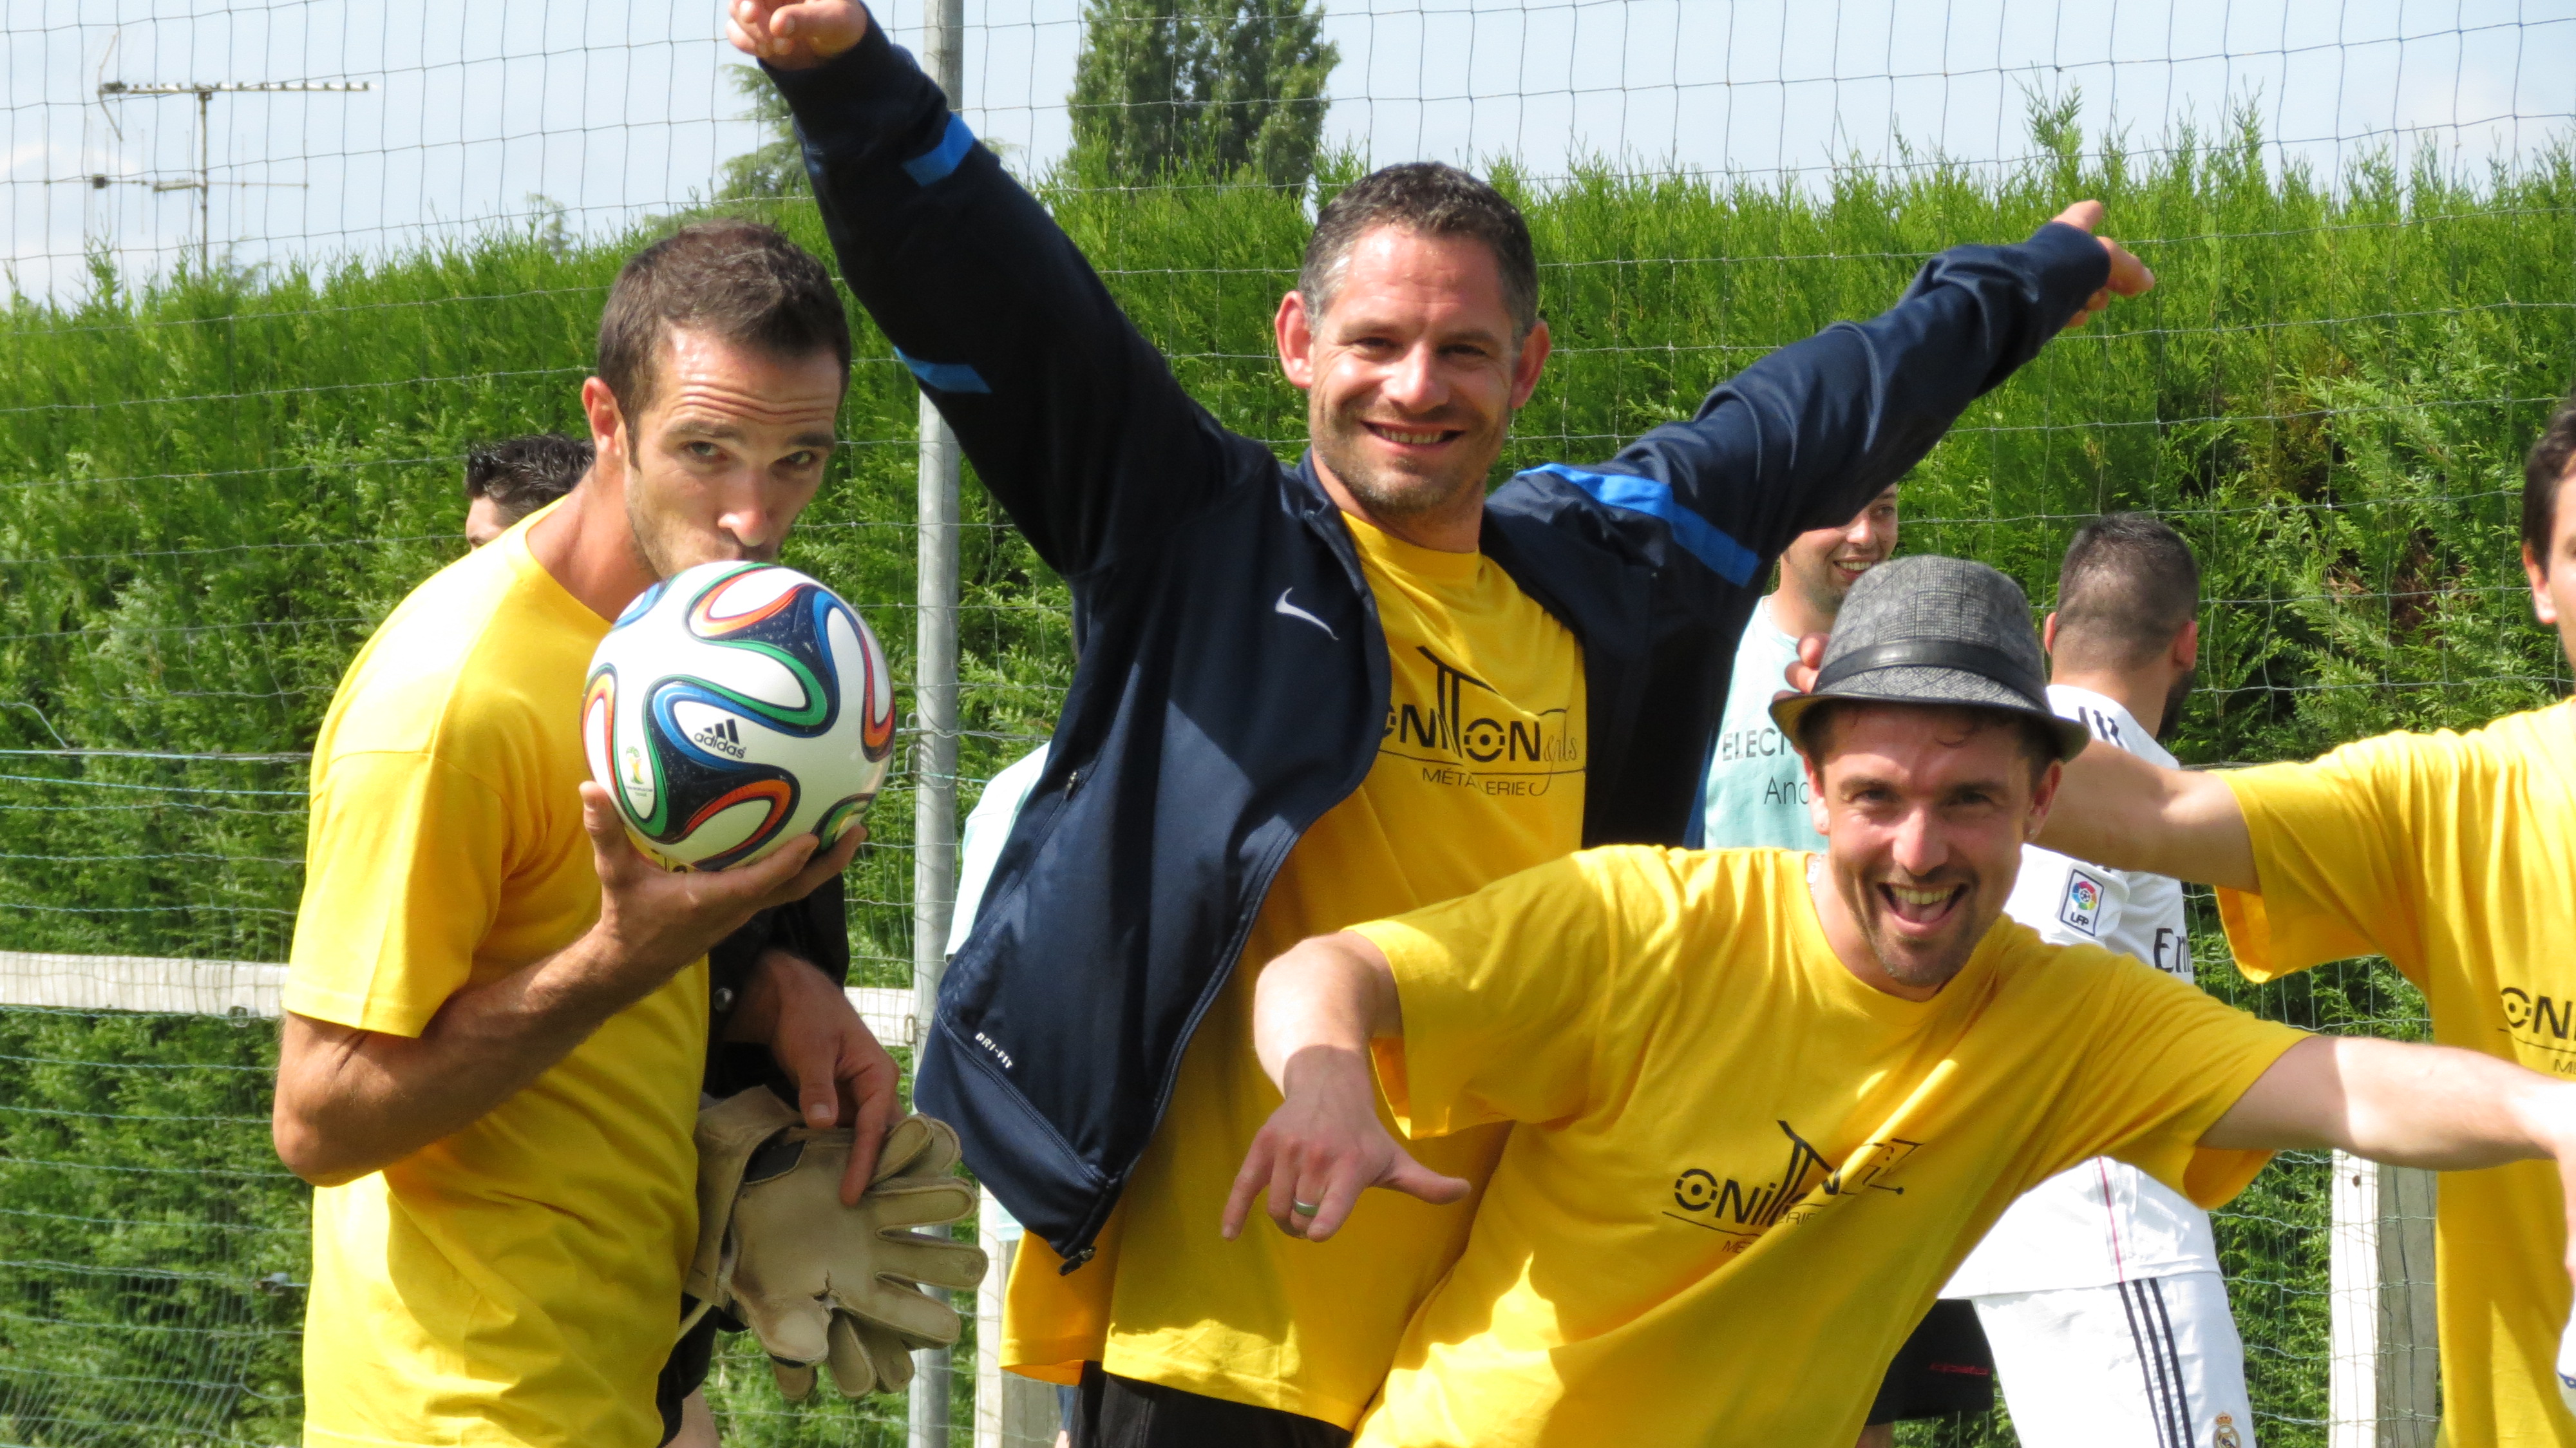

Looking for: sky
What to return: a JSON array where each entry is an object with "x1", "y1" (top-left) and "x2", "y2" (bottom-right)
[{"x1": 4, "y1": 0, "x2": 2570, "y2": 301}]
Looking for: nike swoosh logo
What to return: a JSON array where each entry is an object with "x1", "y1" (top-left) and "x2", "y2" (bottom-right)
[{"x1": 1274, "y1": 589, "x2": 1337, "y2": 640}]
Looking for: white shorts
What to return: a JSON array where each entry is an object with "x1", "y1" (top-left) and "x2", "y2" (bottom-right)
[{"x1": 1969, "y1": 1270, "x2": 2255, "y2": 1448}]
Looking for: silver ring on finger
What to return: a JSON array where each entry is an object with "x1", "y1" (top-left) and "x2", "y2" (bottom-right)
[{"x1": 1291, "y1": 1199, "x2": 1322, "y2": 1217}]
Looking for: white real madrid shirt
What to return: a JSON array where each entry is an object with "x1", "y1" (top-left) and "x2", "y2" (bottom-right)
[{"x1": 1942, "y1": 684, "x2": 2223, "y2": 1298}]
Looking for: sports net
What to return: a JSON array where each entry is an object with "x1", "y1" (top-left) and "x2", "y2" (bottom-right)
[{"x1": 3, "y1": 0, "x2": 2570, "y2": 1443}]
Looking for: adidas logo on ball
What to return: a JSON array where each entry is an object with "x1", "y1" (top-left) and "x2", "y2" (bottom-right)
[
  {"x1": 692, "y1": 717, "x2": 748, "y2": 761},
  {"x1": 582, "y1": 560, "x2": 897, "y2": 872}
]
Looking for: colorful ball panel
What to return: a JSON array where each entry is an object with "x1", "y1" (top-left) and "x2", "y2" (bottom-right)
[{"x1": 582, "y1": 560, "x2": 896, "y2": 870}]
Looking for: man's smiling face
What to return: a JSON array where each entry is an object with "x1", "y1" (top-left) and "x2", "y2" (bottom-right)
[
  {"x1": 1802, "y1": 703, "x2": 2060, "y2": 996},
  {"x1": 1781, "y1": 485, "x2": 1900, "y2": 618},
  {"x1": 1276, "y1": 225, "x2": 1549, "y2": 531}
]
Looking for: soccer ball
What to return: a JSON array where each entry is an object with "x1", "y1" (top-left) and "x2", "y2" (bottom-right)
[{"x1": 582, "y1": 560, "x2": 896, "y2": 871}]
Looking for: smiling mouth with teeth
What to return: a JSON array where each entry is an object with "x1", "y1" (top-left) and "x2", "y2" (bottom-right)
[
  {"x1": 1878, "y1": 881, "x2": 1967, "y2": 925},
  {"x1": 1367, "y1": 423, "x2": 1457, "y2": 446}
]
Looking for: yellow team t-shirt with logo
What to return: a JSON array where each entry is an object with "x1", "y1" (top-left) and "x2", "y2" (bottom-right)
[
  {"x1": 2215, "y1": 702, "x2": 2576, "y2": 1447},
  {"x1": 1001, "y1": 513, "x2": 1586, "y2": 1425},
  {"x1": 1347, "y1": 846, "x2": 2304, "y2": 1447},
  {"x1": 287, "y1": 514, "x2": 708, "y2": 1448}
]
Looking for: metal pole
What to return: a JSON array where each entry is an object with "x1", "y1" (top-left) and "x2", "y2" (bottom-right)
[
  {"x1": 909, "y1": 2, "x2": 967, "y2": 1446},
  {"x1": 195, "y1": 90, "x2": 210, "y2": 272}
]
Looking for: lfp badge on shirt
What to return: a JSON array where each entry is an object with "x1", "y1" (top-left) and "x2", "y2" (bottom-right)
[{"x1": 2058, "y1": 869, "x2": 2107, "y2": 937}]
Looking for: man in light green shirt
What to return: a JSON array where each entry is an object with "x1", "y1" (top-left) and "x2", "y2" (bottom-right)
[{"x1": 1700, "y1": 483, "x2": 1899, "y2": 848}]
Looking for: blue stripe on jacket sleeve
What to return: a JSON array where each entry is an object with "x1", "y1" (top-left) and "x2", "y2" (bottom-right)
[
  {"x1": 1527, "y1": 464, "x2": 1761, "y2": 587},
  {"x1": 902, "y1": 113, "x2": 977, "y2": 186},
  {"x1": 896, "y1": 347, "x2": 992, "y2": 394}
]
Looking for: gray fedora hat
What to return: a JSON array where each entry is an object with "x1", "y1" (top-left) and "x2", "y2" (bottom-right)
[{"x1": 1768, "y1": 554, "x2": 2090, "y2": 761}]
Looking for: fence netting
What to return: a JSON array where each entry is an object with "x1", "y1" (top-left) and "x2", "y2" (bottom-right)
[{"x1": 3, "y1": 1, "x2": 2571, "y2": 1443}]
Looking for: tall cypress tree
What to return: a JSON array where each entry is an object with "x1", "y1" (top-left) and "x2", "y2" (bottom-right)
[{"x1": 1066, "y1": 0, "x2": 1339, "y2": 189}]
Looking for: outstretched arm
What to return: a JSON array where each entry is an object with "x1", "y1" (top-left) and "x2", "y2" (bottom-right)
[
  {"x1": 1220, "y1": 931, "x2": 1473, "y2": 1242},
  {"x1": 2205, "y1": 1035, "x2": 2576, "y2": 1283},
  {"x1": 1551, "y1": 204, "x2": 2154, "y2": 586},
  {"x1": 729, "y1": 1, "x2": 1248, "y2": 576},
  {"x1": 2039, "y1": 741, "x2": 2259, "y2": 891}
]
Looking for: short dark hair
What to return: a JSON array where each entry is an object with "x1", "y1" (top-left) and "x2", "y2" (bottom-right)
[
  {"x1": 465, "y1": 433, "x2": 593, "y2": 528},
  {"x1": 2523, "y1": 381, "x2": 2576, "y2": 574},
  {"x1": 596, "y1": 219, "x2": 851, "y2": 423},
  {"x1": 1793, "y1": 700, "x2": 2058, "y2": 792},
  {"x1": 1300, "y1": 163, "x2": 1540, "y2": 340},
  {"x1": 2053, "y1": 513, "x2": 2201, "y2": 669}
]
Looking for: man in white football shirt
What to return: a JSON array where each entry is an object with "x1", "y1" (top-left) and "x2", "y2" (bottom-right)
[{"x1": 1943, "y1": 512, "x2": 2254, "y2": 1448}]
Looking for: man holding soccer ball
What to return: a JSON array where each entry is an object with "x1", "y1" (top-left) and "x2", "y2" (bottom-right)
[
  {"x1": 274, "y1": 222, "x2": 903, "y2": 1447},
  {"x1": 734, "y1": 5, "x2": 2148, "y2": 1443}
]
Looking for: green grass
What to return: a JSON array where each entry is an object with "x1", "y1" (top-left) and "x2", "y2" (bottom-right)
[{"x1": 0, "y1": 116, "x2": 2569, "y2": 1442}]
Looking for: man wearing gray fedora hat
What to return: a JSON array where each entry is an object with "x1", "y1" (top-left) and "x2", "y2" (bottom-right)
[{"x1": 1211, "y1": 553, "x2": 2576, "y2": 1447}]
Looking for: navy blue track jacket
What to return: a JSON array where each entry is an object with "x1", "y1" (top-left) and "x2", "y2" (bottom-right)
[{"x1": 770, "y1": 25, "x2": 2111, "y2": 1267}]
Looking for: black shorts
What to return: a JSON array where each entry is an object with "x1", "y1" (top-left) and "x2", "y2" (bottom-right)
[
  {"x1": 1070, "y1": 1363, "x2": 1349, "y2": 1448},
  {"x1": 1866, "y1": 1298, "x2": 1996, "y2": 1425},
  {"x1": 656, "y1": 1309, "x2": 723, "y2": 1445}
]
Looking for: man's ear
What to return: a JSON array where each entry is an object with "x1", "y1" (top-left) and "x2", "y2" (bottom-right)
[
  {"x1": 1508, "y1": 318, "x2": 1553, "y2": 410},
  {"x1": 2527, "y1": 541, "x2": 2559, "y2": 625},
  {"x1": 1801, "y1": 749, "x2": 1832, "y2": 837},
  {"x1": 580, "y1": 377, "x2": 627, "y2": 464},
  {"x1": 2171, "y1": 618, "x2": 2201, "y2": 671},
  {"x1": 1274, "y1": 290, "x2": 1318, "y2": 391},
  {"x1": 2025, "y1": 757, "x2": 2066, "y2": 841},
  {"x1": 2040, "y1": 611, "x2": 2059, "y2": 656}
]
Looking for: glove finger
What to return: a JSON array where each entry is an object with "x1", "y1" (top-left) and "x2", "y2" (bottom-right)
[
  {"x1": 869, "y1": 1115, "x2": 936, "y2": 1183},
  {"x1": 826, "y1": 1311, "x2": 887, "y2": 1398},
  {"x1": 894, "y1": 1114, "x2": 964, "y2": 1179},
  {"x1": 770, "y1": 1358, "x2": 819, "y2": 1402},
  {"x1": 861, "y1": 1317, "x2": 918, "y2": 1393},
  {"x1": 862, "y1": 1179, "x2": 979, "y2": 1230},
  {"x1": 732, "y1": 1290, "x2": 833, "y2": 1369},
  {"x1": 868, "y1": 1237, "x2": 991, "y2": 1294},
  {"x1": 835, "y1": 1277, "x2": 963, "y2": 1345}
]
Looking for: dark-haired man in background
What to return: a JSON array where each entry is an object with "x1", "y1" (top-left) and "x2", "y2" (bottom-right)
[
  {"x1": 1941, "y1": 514, "x2": 2260, "y2": 1448},
  {"x1": 463, "y1": 432, "x2": 594, "y2": 546},
  {"x1": 2027, "y1": 386, "x2": 2576, "y2": 1444},
  {"x1": 732, "y1": 4, "x2": 2147, "y2": 1442},
  {"x1": 274, "y1": 219, "x2": 893, "y2": 1448}
]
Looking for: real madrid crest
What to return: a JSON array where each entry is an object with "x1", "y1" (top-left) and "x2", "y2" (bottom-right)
[{"x1": 2213, "y1": 1413, "x2": 2243, "y2": 1448}]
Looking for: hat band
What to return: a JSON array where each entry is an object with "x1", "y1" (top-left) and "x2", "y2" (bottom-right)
[{"x1": 1812, "y1": 639, "x2": 2046, "y2": 703}]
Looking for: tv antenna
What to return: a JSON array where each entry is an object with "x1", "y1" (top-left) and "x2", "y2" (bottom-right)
[{"x1": 91, "y1": 73, "x2": 372, "y2": 271}]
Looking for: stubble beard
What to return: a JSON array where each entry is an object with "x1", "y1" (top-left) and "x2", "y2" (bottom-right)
[
  {"x1": 1854, "y1": 881, "x2": 1988, "y2": 992},
  {"x1": 1309, "y1": 397, "x2": 1506, "y2": 526},
  {"x1": 621, "y1": 455, "x2": 772, "y2": 582},
  {"x1": 2155, "y1": 666, "x2": 2198, "y2": 741}
]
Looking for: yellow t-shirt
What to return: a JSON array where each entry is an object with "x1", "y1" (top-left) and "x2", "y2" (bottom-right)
[
  {"x1": 1002, "y1": 513, "x2": 1587, "y2": 1425},
  {"x1": 287, "y1": 515, "x2": 708, "y2": 1448},
  {"x1": 1349, "y1": 846, "x2": 2304, "y2": 1447},
  {"x1": 2216, "y1": 701, "x2": 2576, "y2": 1447}
]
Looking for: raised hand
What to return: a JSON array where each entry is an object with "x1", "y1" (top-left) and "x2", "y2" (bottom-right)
[
  {"x1": 2049, "y1": 199, "x2": 2155, "y2": 330},
  {"x1": 1221, "y1": 1044, "x2": 1472, "y2": 1242},
  {"x1": 725, "y1": 0, "x2": 870, "y2": 70}
]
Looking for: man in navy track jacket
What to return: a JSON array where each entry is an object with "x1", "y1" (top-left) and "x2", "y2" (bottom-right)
[{"x1": 734, "y1": 3, "x2": 2150, "y2": 1442}]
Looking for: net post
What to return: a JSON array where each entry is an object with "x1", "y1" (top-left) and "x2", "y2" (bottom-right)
[
  {"x1": 910, "y1": 3, "x2": 968, "y2": 1445},
  {"x1": 2328, "y1": 1152, "x2": 2380, "y2": 1444},
  {"x1": 2375, "y1": 1165, "x2": 2439, "y2": 1447}
]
